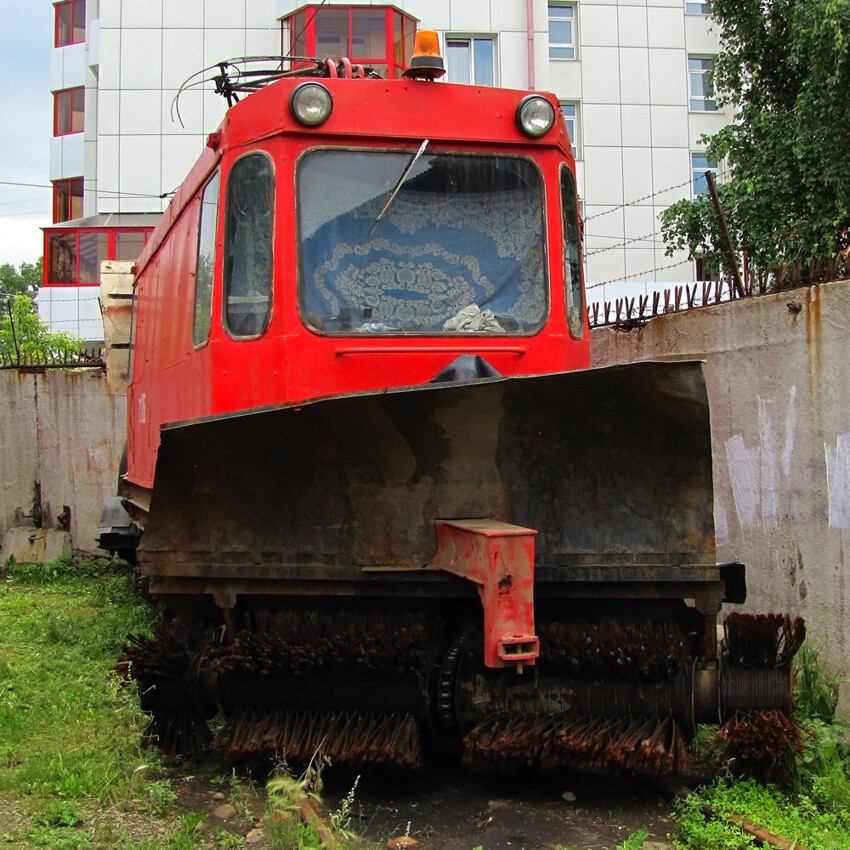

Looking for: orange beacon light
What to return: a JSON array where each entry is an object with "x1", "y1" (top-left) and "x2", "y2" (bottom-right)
[{"x1": 403, "y1": 30, "x2": 446, "y2": 80}]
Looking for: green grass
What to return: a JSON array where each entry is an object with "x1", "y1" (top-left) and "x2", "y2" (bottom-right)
[
  {"x1": 0, "y1": 555, "x2": 369, "y2": 850},
  {"x1": 0, "y1": 556, "x2": 206, "y2": 848}
]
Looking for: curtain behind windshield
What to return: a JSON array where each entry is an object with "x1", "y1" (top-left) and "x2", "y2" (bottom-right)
[{"x1": 298, "y1": 151, "x2": 547, "y2": 335}]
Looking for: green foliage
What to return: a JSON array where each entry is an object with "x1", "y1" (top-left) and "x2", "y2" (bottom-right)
[
  {"x1": 794, "y1": 642, "x2": 840, "y2": 724},
  {"x1": 170, "y1": 812, "x2": 209, "y2": 850},
  {"x1": 674, "y1": 777, "x2": 850, "y2": 850},
  {"x1": 661, "y1": 0, "x2": 850, "y2": 274},
  {"x1": 617, "y1": 828, "x2": 648, "y2": 849},
  {"x1": 265, "y1": 763, "x2": 369, "y2": 850},
  {"x1": 675, "y1": 645, "x2": 850, "y2": 849},
  {"x1": 799, "y1": 719, "x2": 850, "y2": 813},
  {"x1": 0, "y1": 292, "x2": 80, "y2": 361},
  {"x1": 0, "y1": 258, "x2": 42, "y2": 298},
  {"x1": 673, "y1": 789, "x2": 756, "y2": 849}
]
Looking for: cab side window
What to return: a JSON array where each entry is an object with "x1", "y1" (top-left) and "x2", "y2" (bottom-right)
[
  {"x1": 560, "y1": 165, "x2": 584, "y2": 339},
  {"x1": 193, "y1": 171, "x2": 220, "y2": 347},
  {"x1": 223, "y1": 154, "x2": 274, "y2": 337}
]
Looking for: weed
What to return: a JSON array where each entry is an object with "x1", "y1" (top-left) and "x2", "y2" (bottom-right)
[
  {"x1": 794, "y1": 643, "x2": 840, "y2": 724},
  {"x1": 617, "y1": 828, "x2": 647, "y2": 849},
  {"x1": 211, "y1": 826, "x2": 246, "y2": 848},
  {"x1": 228, "y1": 768, "x2": 259, "y2": 821},
  {"x1": 146, "y1": 778, "x2": 179, "y2": 815},
  {"x1": 37, "y1": 800, "x2": 84, "y2": 828},
  {"x1": 171, "y1": 811, "x2": 208, "y2": 850},
  {"x1": 330, "y1": 774, "x2": 360, "y2": 835},
  {"x1": 673, "y1": 775, "x2": 850, "y2": 850},
  {"x1": 264, "y1": 759, "x2": 369, "y2": 850}
]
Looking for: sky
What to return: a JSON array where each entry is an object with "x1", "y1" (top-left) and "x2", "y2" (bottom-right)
[{"x1": 0, "y1": 2, "x2": 54, "y2": 267}]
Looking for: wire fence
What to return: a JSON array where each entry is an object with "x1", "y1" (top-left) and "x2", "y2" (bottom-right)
[
  {"x1": 0, "y1": 347, "x2": 104, "y2": 371},
  {"x1": 588, "y1": 253, "x2": 849, "y2": 329}
]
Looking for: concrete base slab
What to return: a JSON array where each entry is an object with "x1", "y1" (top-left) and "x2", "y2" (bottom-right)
[{"x1": 1, "y1": 528, "x2": 73, "y2": 564}]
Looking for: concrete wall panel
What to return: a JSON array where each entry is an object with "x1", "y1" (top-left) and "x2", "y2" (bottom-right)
[
  {"x1": 592, "y1": 278, "x2": 850, "y2": 709},
  {"x1": 0, "y1": 374, "x2": 40, "y2": 534},
  {"x1": 0, "y1": 370, "x2": 126, "y2": 557}
]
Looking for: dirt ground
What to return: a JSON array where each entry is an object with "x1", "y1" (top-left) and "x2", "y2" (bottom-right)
[
  {"x1": 0, "y1": 753, "x2": 686, "y2": 849},
  {"x1": 0, "y1": 760, "x2": 678, "y2": 850},
  {"x1": 162, "y1": 763, "x2": 678, "y2": 850},
  {"x1": 332, "y1": 767, "x2": 676, "y2": 850}
]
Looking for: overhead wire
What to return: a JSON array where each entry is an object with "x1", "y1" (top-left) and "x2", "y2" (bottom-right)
[
  {"x1": 0, "y1": 211, "x2": 51, "y2": 219},
  {"x1": 0, "y1": 179, "x2": 175, "y2": 202},
  {"x1": 170, "y1": 0, "x2": 329, "y2": 126}
]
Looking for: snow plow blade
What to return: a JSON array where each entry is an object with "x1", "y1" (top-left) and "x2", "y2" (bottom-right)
[{"x1": 136, "y1": 360, "x2": 718, "y2": 589}]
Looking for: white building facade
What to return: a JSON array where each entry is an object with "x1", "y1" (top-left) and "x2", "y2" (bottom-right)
[{"x1": 45, "y1": 0, "x2": 727, "y2": 339}]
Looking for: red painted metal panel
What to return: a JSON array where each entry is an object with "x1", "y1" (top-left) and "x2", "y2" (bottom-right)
[
  {"x1": 432, "y1": 519, "x2": 539, "y2": 670},
  {"x1": 126, "y1": 74, "x2": 587, "y2": 490}
]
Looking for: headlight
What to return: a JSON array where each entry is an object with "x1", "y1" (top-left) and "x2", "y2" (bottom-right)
[
  {"x1": 516, "y1": 95, "x2": 555, "y2": 138},
  {"x1": 290, "y1": 83, "x2": 333, "y2": 127}
]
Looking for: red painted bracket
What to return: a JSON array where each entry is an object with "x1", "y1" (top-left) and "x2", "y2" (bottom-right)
[{"x1": 431, "y1": 518, "x2": 539, "y2": 671}]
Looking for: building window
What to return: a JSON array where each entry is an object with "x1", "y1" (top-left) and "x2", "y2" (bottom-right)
[
  {"x1": 686, "y1": 2, "x2": 711, "y2": 14},
  {"x1": 548, "y1": 3, "x2": 576, "y2": 60},
  {"x1": 446, "y1": 37, "x2": 495, "y2": 86},
  {"x1": 115, "y1": 231, "x2": 147, "y2": 262},
  {"x1": 695, "y1": 258, "x2": 720, "y2": 281},
  {"x1": 52, "y1": 178, "x2": 84, "y2": 223},
  {"x1": 692, "y1": 153, "x2": 719, "y2": 198},
  {"x1": 47, "y1": 231, "x2": 106, "y2": 284},
  {"x1": 283, "y1": 5, "x2": 416, "y2": 79},
  {"x1": 688, "y1": 57, "x2": 717, "y2": 111},
  {"x1": 45, "y1": 228, "x2": 152, "y2": 285},
  {"x1": 560, "y1": 102, "x2": 581, "y2": 159},
  {"x1": 54, "y1": 87, "x2": 85, "y2": 136},
  {"x1": 55, "y1": 0, "x2": 86, "y2": 47}
]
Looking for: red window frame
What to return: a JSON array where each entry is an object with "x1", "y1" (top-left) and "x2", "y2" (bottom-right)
[
  {"x1": 52, "y1": 177, "x2": 84, "y2": 223},
  {"x1": 44, "y1": 227, "x2": 154, "y2": 286},
  {"x1": 284, "y1": 5, "x2": 416, "y2": 79},
  {"x1": 55, "y1": 0, "x2": 86, "y2": 48},
  {"x1": 54, "y1": 87, "x2": 85, "y2": 136}
]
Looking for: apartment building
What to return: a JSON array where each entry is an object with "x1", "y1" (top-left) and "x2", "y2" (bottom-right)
[{"x1": 44, "y1": 0, "x2": 726, "y2": 339}]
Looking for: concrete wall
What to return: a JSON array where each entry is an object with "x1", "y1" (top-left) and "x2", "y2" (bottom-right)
[
  {"x1": 593, "y1": 278, "x2": 850, "y2": 703},
  {"x1": 0, "y1": 369, "x2": 127, "y2": 555}
]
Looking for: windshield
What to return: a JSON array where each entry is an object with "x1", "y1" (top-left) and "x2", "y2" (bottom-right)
[{"x1": 297, "y1": 150, "x2": 548, "y2": 335}]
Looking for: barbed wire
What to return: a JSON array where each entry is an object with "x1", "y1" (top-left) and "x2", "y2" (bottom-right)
[
  {"x1": 582, "y1": 178, "x2": 693, "y2": 223},
  {"x1": 585, "y1": 230, "x2": 661, "y2": 256},
  {"x1": 585, "y1": 256, "x2": 693, "y2": 291}
]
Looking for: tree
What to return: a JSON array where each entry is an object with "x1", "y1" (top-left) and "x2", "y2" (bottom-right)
[
  {"x1": 661, "y1": 0, "x2": 850, "y2": 276},
  {"x1": 1, "y1": 293, "x2": 80, "y2": 363},
  {"x1": 0, "y1": 258, "x2": 43, "y2": 299}
]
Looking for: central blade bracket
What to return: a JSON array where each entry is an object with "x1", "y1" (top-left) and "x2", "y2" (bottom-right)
[{"x1": 431, "y1": 519, "x2": 539, "y2": 671}]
